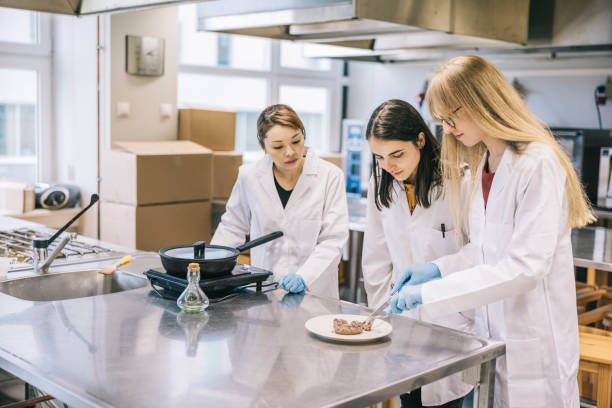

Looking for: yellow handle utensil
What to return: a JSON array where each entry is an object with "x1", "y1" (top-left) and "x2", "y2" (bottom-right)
[{"x1": 98, "y1": 255, "x2": 132, "y2": 275}]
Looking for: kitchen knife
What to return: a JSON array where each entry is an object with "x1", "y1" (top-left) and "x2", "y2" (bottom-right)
[{"x1": 364, "y1": 297, "x2": 390, "y2": 325}]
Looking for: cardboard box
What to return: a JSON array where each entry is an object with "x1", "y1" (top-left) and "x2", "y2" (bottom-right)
[
  {"x1": 0, "y1": 180, "x2": 35, "y2": 213},
  {"x1": 9, "y1": 208, "x2": 81, "y2": 230},
  {"x1": 100, "y1": 200, "x2": 211, "y2": 252},
  {"x1": 211, "y1": 151, "x2": 242, "y2": 199},
  {"x1": 319, "y1": 152, "x2": 342, "y2": 169},
  {"x1": 102, "y1": 140, "x2": 212, "y2": 206},
  {"x1": 178, "y1": 108, "x2": 236, "y2": 151}
]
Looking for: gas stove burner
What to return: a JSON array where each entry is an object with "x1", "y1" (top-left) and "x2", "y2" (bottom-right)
[{"x1": 0, "y1": 228, "x2": 116, "y2": 271}]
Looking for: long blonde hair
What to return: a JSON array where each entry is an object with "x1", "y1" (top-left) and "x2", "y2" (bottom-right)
[{"x1": 426, "y1": 55, "x2": 594, "y2": 230}]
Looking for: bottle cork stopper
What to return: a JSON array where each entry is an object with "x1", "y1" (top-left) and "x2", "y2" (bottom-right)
[{"x1": 188, "y1": 263, "x2": 199, "y2": 270}]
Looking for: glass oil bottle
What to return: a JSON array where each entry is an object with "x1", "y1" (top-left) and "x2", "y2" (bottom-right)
[{"x1": 177, "y1": 262, "x2": 209, "y2": 313}]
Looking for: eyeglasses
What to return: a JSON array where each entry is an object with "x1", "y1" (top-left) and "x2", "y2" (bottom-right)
[{"x1": 440, "y1": 106, "x2": 462, "y2": 128}]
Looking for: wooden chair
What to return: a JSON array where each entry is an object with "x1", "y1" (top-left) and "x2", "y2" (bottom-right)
[
  {"x1": 577, "y1": 282, "x2": 596, "y2": 289},
  {"x1": 577, "y1": 289, "x2": 607, "y2": 307},
  {"x1": 579, "y1": 304, "x2": 612, "y2": 326},
  {"x1": 578, "y1": 325, "x2": 612, "y2": 408}
]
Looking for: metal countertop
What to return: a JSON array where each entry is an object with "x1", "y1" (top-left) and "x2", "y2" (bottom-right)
[
  {"x1": 571, "y1": 227, "x2": 612, "y2": 272},
  {"x1": 347, "y1": 199, "x2": 612, "y2": 272},
  {"x1": 0, "y1": 253, "x2": 504, "y2": 408}
]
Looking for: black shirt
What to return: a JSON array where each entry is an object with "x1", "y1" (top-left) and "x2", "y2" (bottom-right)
[{"x1": 274, "y1": 174, "x2": 293, "y2": 208}]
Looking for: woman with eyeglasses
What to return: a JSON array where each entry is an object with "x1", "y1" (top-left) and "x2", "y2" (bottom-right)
[
  {"x1": 362, "y1": 99, "x2": 473, "y2": 408},
  {"x1": 388, "y1": 55, "x2": 593, "y2": 407},
  {"x1": 212, "y1": 104, "x2": 349, "y2": 299}
]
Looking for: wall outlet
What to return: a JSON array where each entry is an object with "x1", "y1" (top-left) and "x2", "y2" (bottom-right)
[
  {"x1": 160, "y1": 103, "x2": 173, "y2": 119},
  {"x1": 606, "y1": 76, "x2": 612, "y2": 99},
  {"x1": 117, "y1": 101, "x2": 130, "y2": 118}
]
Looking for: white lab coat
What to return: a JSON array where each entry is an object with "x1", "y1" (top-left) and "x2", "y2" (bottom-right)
[
  {"x1": 421, "y1": 142, "x2": 580, "y2": 408},
  {"x1": 362, "y1": 177, "x2": 474, "y2": 406},
  {"x1": 212, "y1": 148, "x2": 349, "y2": 299}
]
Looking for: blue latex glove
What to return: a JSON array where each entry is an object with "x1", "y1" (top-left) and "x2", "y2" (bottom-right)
[
  {"x1": 390, "y1": 263, "x2": 441, "y2": 296},
  {"x1": 388, "y1": 284, "x2": 423, "y2": 314},
  {"x1": 278, "y1": 273, "x2": 306, "y2": 293}
]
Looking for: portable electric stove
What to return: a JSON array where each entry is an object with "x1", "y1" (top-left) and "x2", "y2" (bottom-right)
[{"x1": 145, "y1": 263, "x2": 273, "y2": 300}]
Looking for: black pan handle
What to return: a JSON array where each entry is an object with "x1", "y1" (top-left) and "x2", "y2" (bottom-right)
[
  {"x1": 236, "y1": 231, "x2": 283, "y2": 252},
  {"x1": 193, "y1": 241, "x2": 206, "y2": 259}
]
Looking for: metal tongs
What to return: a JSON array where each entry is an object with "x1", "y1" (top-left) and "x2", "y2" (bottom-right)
[{"x1": 364, "y1": 297, "x2": 390, "y2": 325}]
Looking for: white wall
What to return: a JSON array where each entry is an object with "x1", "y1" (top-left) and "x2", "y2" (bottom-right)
[
  {"x1": 53, "y1": 14, "x2": 99, "y2": 238},
  {"x1": 109, "y1": 6, "x2": 178, "y2": 144},
  {"x1": 52, "y1": 6, "x2": 180, "y2": 238},
  {"x1": 347, "y1": 62, "x2": 432, "y2": 124},
  {"x1": 347, "y1": 56, "x2": 612, "y2": 130}
]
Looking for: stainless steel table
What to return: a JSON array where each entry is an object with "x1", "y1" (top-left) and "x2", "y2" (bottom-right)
[
  {"x1": 572, "y1": 227, "x2": 612, "y2": 272},
  {"x1": 0, "y1": 261, "x2": 504, "y2": 407},
  {"x1": 347, "y1": 198, "x2": 612, "y2": 301}
]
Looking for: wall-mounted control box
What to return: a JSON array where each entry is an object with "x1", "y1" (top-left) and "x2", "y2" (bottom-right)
[{"x1": 125, "y1": 35, "x2": 165, "y2": 76}]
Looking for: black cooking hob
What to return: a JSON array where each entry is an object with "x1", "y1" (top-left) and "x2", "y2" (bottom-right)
[{"x1": 145, "y1": 263, "x2": 273, "y2": 300}]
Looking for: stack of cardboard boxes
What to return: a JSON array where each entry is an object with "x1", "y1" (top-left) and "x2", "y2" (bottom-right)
[
  {"x1": 100, "y1": 140, "x2": 213, "y2": 251},
  {"x1": 178, "y1": 108, "x2": 243, "y2": 200},
  {"x1": 0, "y1": 180, "x2": 35, "y2": 214},
  {"x1": 100, "y1": 109, "x2": 244, "y2": 252},
  {"x1": 179, "y1": 108, "x2": 243, "y2": 237}
]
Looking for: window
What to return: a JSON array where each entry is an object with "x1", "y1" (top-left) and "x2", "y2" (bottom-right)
[
  {"x1": 178, "y1": 4, "x2": 343, "y2": 156},
  {"x1": 0, "y1": 8, "x2": 51, "y2": 182},
  {"x1": 280, "y1": 41, "x2": 331, "y2": 71},
  {"x1": 279, "y1": 85, "x2": 328, "y2": 151},
  {"x1": 178, "y1": 73, "x2": 267, "y2": 152},
  {"x1": 179, "y1": 5, "x2": 270, "y2": 71},
  {"x1": 0, "y1": 68, "x2": 37, "y2": 181},
  {"x1": 0, "y1": 8, "x2": 37, "y2": 44}
]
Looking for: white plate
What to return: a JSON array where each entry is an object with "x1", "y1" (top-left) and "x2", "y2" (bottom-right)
[{"x1": 305, "y1": 314, "x2": 392, "y2": 343}]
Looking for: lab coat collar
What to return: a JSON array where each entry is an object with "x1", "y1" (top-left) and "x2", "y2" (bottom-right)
[
  {"x1": 254, "y1": 148, "x2": 318, "y2": 213},
  {"x1": 255, "y1": 154, "x2": 283, "y2": 213},
  {"x1": 476, "y1": 144, "x2": 512, "y2": 212},
  {"x1": 488, "y1": 145, "x2": 512, "y2": 199},
  {"x1": 286, "y1": 148, "x2": 318, "y2": 211}
]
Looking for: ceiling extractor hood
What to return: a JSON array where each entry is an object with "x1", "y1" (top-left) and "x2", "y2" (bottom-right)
[
  {"x1": 0, "y1": 0, "x2": 213, "y2": 16},
  {"x1": 196, "y1": 0, "x2": 531, "y2": 47},
  {"x1": 196, "y1": 0, "x2": 612, "y2": 63}
]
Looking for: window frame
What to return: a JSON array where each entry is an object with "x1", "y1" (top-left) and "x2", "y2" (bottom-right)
[
  {"x1": 0, "y1": 11, "x2": 52, "y2": 181},
  {"x1": 0, "y1": 11, "x2": 51, "y2": 56},
  {"x1": 178, "y1": 37, "x2": 345, "y2": 153}
]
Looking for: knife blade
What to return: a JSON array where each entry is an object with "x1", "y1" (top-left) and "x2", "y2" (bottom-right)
[{"x1": 364, "y1": 297, "x2": 390, "y2": 325}]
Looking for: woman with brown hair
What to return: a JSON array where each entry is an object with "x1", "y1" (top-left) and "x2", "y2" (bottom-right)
[
  {"x1": 362, "y1": 99, "x2": 473, "y2": 408},
  {"x1": 389, "y1": 55, "x2": 593, "y2": 407},
  {"x1": 212, "y1": 104, "x2": 348, "y2": 299}
]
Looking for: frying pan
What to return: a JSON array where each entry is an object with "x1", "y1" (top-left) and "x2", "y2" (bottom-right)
[{"x1": 159, "y1": 231, "x2": 283, "y2": 278}]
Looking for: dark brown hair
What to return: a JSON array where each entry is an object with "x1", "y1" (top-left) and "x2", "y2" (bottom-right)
[
  {"x1": 366, "y1": 99, "x2": 442, "y2": 210},
  {"x1": 256, "y1": 104, "x2": 306, "y2": 147}
]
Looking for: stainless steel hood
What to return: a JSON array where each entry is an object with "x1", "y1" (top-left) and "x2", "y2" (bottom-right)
[
  {"x1": 198, "y1": 0, "x2": 529, "y2": 44},
  {"x1": 196, "y1": 0, "x2": 612, "y2": 62},
  {"x1": 0, "y1": 0, "x2": 213, "y2": 16},
  {"x1": 197, "y1": 0, "x2": 531, "y2": 45}
]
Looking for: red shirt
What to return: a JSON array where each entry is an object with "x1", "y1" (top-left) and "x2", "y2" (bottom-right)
[{"x1": 482, "y1": 165, "x2": 495, "y2": 208}]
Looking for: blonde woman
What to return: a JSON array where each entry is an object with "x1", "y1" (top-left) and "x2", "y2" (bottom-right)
[{"x1": 388, "y1": 55, "x2": 593, "y2": 408}]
